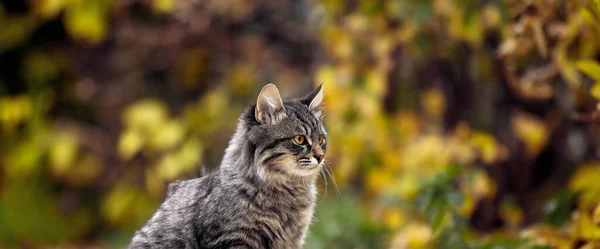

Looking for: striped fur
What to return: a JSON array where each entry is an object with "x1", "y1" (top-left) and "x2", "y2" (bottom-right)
[{"x1": 128, "y1": 84, "x2": 327, "y2": 249}]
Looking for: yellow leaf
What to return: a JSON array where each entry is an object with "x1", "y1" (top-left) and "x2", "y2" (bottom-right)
[
  {"x1": 0, "y1": 95, "x2": 32, "y2": 131},
  {"x1": 512, "y1": 112, "x2": 548, "y2": 159},
  {"x1": 421, "y1": 88, "x2": 446, "y2": 118},
  {"x1": 156, "y1": 153, "x2": 180, "y2": 180},
  {"x1": 390, "y1": 222, "x2": 433, "y2": 249},
  {"x1": 574, "y1": 211, "x2": 600, "y2": 240},
  {"x1": 482, "y1": 4, "x2": 500, "y2": 29},
  {"x1": 155, "y1": 139, "x2": 201, "y2": 180},
  {"x1": 148, "y1": 120, "x2": 184, "y2": 151},
  {"x1": 593, "y1": 0, "x2": 600, "y2": 11},
  {"x1": 123, "y1": 99, "x2": 168, "y2": 131},
  {"x1": 34, "y1": 0, "x2": 67, "y2": 19},
  {"x1": 65, "y1": 154, "x2": 101, "y2": 186},
  {"x1": 576, "y1": 60, "x2": 600, "y2": 81},
  {"x1": 499, "y1": 200, "x2": 523, "y2": 228},
  {"x1": 396, "y1": 21, "x2": 418, "y2": 43},
  {"x1": 153, "y1": 0, "x2": 174, "y2": 14},
  {"x1": 402, "y1": 135, "x2": 450, "y2": 174},
  {"x1": 592, "y1": 82, "x2": 600, "y2": 99},
  {"x1": 396, "y1": 174, "x2": 418, "y2": 200},
  {"x1": 366, "y1": 170, "x2": 394, "y2": 193},
  {"x1": 101, "y1": 185, "x2": 138, "y2": 225},
  {"x1": 448, "y1": 138, "x2": 475, "y2": 166},
  {"x1": 332, "y1": 33, "x2": 353, "y2": 60},
  {"x1": 384, "y1": 209, "x2": 405, "y2": 230},
  {"x1": 581, "y1": 7, "x2": 598, "y2": 26},
  {"x1": 49, "y1": 132, "x2": 79, "y2": 175},
  {"x1": 555, "y1": 15, "x2": 583, "y2": 89},
  {"x1": 394, "y1": 112, "x2": 421, "y2": 140},
  {"x1": 520, "y1": 226, "x2": 574, "y2": 249},
  {"x1": 4, "y1": 136, "x2": 45, "y2": 178},
  {"x1": 64, "y1": 0, "x2": 110, "y2": 44},
  {"x1": 175, "y1": 139, "x2": 202, "y2": 169},
  {"x1": 569, "y1": 164, "x2": 600, "y2": 209},
  {"x1": 589, "y1": 0, "x2": 600, "y2": 21},
  {"x1": 472, "y1": 170, "x2": 497, "y2": 199},
  {"x1": 365, "y1": 69, "x2": 387, "y2": 98},
  {"x1": 458, "y1": 194, "x2": 476, "y2": 217},
  {"x1": 471, "y1": 131, "x2": 507, "y2": 163},
  {"x1": 118, "y1": 129, "x2": 145, "y2": 160},
  {"x1": 594, "y1": 204, "x2": 600, "y2": 224},
  {"x1": 354, "y1": 93, "x2": 380, "y2": 118}
]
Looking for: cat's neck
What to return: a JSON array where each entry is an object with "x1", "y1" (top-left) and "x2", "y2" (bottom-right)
[{"x1": 220, "y1": 124, "x2": 253, "y2": 177}]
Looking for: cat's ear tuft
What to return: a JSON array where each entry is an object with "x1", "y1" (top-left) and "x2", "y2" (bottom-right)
[
  {"x1": 256, "y1": 83, "x2": 285, "y2": 124},
  {"x1": 301, "y1": 83, "x2": 324, "y2": 113}
]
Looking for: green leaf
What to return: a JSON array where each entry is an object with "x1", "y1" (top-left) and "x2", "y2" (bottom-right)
[
  {"x1": 430, "y1": 209, "x2": 445, "y2": 232},
  {"x1": 446, "y1": 191, "x2": 464, "y2": 207},
  {"x1": 416, "y1": 188, "x2": 434, "y2": 212},
  {"x1": 543, "y1": 190, "x2": 576, "y2": 227}
]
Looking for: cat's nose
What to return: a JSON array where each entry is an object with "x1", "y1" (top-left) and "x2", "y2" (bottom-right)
[{"x1": 314, "y1": 154, "x2": 324, "y2": 163}]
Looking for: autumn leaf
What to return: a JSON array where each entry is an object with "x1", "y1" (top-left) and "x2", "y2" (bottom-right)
[
  {"x1": 64, "y1": 0, "x2": 111, "y2": 44},
  {"x1": 574, "y1": 211, "x2": 600, "y2": 240},
  {"x1": 592, "y1": 82, "x2": 600, "y2": 100},
  {"x1": 576, "y1": 60, "x2": 600, "y2": 81},
  {"x1": 569, "y1": 164, "x2": 600, "y2": 210},
  {"x1": 49, "y1": 131, "x2": 79, "y2": 175}
]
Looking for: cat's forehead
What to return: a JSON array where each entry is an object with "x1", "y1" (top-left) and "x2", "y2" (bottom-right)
[{"x1": 279, "y1": 101, "x2": 325, "y2": 135}]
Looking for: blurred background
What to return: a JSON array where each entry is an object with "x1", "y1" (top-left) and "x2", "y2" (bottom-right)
[{"x1": 2, "y1": 0, "x2": 600, "y2": 248}]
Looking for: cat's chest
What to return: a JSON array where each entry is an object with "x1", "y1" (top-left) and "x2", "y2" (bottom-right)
[
  {"x1": 255, "y1": 202, "x2": 315, "y2": 248},
  {"x1": 248, "y1": 187, "x2": 316, "y2": 247}
]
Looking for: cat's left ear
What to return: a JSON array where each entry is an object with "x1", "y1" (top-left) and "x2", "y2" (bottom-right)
[
  {"x1": 301, "y1": 83, "x2": 324, "y2": 116},
  {"x1": 256, "y1": 83, "x2": 286, "y2": 124}
]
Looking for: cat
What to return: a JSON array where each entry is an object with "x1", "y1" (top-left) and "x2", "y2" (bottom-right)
[{"x1": 128, "y1": 83, "x2": 327, "y2": 249}]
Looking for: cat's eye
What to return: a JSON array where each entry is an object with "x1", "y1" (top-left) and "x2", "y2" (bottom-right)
[
  {"x1": 293, "y1": 135, "x2": 305, "y2": 145},
  {"x1": 318, "y1": 136, "x2": 325, "y2": 145}
]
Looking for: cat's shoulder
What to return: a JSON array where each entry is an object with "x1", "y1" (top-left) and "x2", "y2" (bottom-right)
[
  {"x1": 165, "y1": 172, "x2": 219, "y2": 198},
  {"x1": 159, "y1": 174, "x2": 219, "y2": 213}
]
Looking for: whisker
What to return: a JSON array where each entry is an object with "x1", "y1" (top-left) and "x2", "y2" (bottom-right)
[
  {"x1": 320, "y1": 168, "x2": 328, "y2": 201},
  {"x1": 324, "y1": 165, "x2": 340, "y2": 198}
]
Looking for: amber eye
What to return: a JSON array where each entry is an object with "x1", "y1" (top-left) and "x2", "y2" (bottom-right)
[
  {"x1": 293, "y1": 135, "x2": 305, "y2": 145},
  {"x1": 318, "y1": 136, "x2": 325, "y2": 145}
]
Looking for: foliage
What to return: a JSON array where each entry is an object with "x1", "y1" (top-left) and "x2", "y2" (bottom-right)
[
  {"x1": 306, "y1": 192, "x2": 385, "y2": 249},
  {"x1": 2, "y1": 0, "x2": 600, "y2": 248}
]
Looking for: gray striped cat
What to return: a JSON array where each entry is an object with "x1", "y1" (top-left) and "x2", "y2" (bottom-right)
[{"x1": 128, "y1": 83, "x2": 327, "y2": 249}]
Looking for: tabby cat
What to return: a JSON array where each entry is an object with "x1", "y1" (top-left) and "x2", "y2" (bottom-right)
[{"x1": 128, "y1": 83, "x2": 328, "y2": 249}]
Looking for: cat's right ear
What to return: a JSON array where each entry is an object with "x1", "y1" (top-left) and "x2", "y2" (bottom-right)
[
  {"x1": 255, "y1": 83, "x2": 286, "y2": 124},
  {"x1": 300, "y1": 83, "x2": 324, "y2": 118}
]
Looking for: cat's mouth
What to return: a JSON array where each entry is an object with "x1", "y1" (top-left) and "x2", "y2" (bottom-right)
[
  {"x1": 296, "y1": 157, "x2": 323, "y2": 174},
  {"x1": 299, "y1": 163, "x2": 319, "y2": 170},
  {"x1": 266, "y1": 155, "x2": 322, "y2": 178},
  {"x1": 298, "y1": 157, "x2": 320, "y2": 168}
]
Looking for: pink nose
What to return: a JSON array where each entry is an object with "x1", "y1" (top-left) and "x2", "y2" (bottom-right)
[{"x1": 315, "y1": 154, "x2": 324, "y2": 163}]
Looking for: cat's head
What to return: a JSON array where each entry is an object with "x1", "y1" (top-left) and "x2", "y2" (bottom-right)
[{"x1": 245, "y1": 83, "x2": 327, "y2": 179}]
